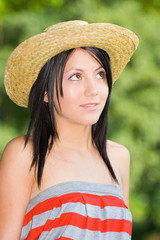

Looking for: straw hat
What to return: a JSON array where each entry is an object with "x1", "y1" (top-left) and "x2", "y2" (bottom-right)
[{"x1": 4, "y1": 20, "x2": 139, "y2": 107}]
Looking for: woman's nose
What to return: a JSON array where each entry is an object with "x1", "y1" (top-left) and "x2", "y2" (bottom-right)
[{"x1": 84, "y1": 77, "x2": 98, "y2": 97}]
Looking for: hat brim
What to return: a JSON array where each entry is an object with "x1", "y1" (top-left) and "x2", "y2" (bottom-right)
[{"x1": 4, "y1": 20, "x2": 139, "y2": 107}]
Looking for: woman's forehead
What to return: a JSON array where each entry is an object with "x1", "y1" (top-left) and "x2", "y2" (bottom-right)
[{"x1": 64, "y1": 48, "x2": 103, "y2": 72}]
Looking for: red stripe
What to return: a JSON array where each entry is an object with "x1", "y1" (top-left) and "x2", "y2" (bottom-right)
[
  {"x1": 25, "y1": 212, "x2": 132, "y2": 239},
  {"x1": 23, "y1": 192, "x2": 126, "y2": 226}
]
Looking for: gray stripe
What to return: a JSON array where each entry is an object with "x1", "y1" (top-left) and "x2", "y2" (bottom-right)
[
  {"x1": 20, "y1": 210, "x2": 52, "y2": 239},
  {"x1": 22, "y1": 203, "x2": 132, "y2": 234},
  {"x1": 27, "y1": 181, "x2": 123, "y2": 213},
  {"x1": 39, "y1": 225, "x2": 131, "y2": 240},
  {"x1": 46, "y1": 203, "x2": 132, "y2": 221},
  {"x1": 21, "y1": 205, "x2": 132, "y2": 239},
  {"x1": 20, "y1": 221, "x2": 31, "y2": 240},
  {"x1": 21, "y1": 181, "x2": 131, "y2": 240}
]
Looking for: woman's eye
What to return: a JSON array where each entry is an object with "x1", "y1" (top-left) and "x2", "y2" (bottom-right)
[
  {"x1": 97, "y1": 71, "x2": 106, "y2": 79},
  {"x1": 69, "y1": 73, "x2": 81, "y2": 81}
]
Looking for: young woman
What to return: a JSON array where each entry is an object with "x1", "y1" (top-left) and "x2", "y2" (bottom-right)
[{"x1": 0, "y1": 20, "x2": 139, "y2": 240}]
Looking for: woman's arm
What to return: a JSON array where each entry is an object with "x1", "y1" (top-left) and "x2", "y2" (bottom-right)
[{"x1": 0, "y1": 136, "x2": 34, "y2": 240}]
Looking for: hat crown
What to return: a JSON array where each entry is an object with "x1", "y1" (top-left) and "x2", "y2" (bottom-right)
[{"x1": 45, "y1": 20, "x2": 88, "y2": 32}]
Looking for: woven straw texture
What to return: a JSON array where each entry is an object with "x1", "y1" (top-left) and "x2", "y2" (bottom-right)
[{"x1": 4, "y1": 20, "x2": 139, "y2": 107}]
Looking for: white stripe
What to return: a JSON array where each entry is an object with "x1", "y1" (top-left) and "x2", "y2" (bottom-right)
[
  {"x1": 26, "y1": 181, "x2": 123, "y2": 213},
  {"x1": 21, "y1": 203, "x2": 132, "y2": 239},
  {"x1": 39, "y1": 225, "x2": 131, "y2": 240}
]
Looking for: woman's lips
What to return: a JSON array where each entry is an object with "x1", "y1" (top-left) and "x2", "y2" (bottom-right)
[{"x1": 80, "y1": 103, "x2": 99, "y2": 110}]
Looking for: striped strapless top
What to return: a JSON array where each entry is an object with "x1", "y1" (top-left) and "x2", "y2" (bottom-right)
[{"x1": 20, "y1": 181, "x2": 132, "y2": 240}]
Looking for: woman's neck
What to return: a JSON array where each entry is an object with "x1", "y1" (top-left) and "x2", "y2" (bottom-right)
[{"x1": 54, "y1": 121, "x2": 94, "y2": 152}]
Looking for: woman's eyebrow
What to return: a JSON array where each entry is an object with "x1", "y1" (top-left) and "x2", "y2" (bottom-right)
[
  {"x1": 95, "y1": 66, "x2": 104, "y2": 71},
  {"x1": 65, "y1": 66, "x2": 104, "y2": 74},
  {"x1": 66, "y1": 68, "x2": 85, "y2": 73}
]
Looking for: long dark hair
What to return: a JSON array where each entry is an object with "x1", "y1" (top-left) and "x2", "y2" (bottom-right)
[{"x1": 25, "y1": 47, "x2": 118, "y2": 186}]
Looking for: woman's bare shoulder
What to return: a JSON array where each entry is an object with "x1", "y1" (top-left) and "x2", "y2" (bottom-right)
[
  {"x1": 0, "y1": 135, "x2": 35, "y2": 186},
  {"x1": 0, "y1": 135, "x2": 35, "y2": 189},
  {"x1": 107, "y1": 139, "x2": 130, "y2": 161},
  {"x1": 2, "y1": 135, "x2": 32, "y2": 153},
  {"x1": 107, "y1": 139, "x2": 129, "y2": 151},
  {"x1": 1, "y1": 135, "x2": 32, "y2": 168},
  {"x1": 106, "y1": 139, "x2": 130, "y2": 176}
]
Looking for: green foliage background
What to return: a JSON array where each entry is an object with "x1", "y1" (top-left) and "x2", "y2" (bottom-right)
[{"x1": 0, "y1": 0, "x2": 160, "y2": 239}]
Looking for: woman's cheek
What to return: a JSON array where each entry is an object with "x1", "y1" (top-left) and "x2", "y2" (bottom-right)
[
  {"x1": 63, "y1": 84, "x2": 83, "y2": 101},
  {"x1": 100, "y1": 85, "x2": 109, "y2": 100}
]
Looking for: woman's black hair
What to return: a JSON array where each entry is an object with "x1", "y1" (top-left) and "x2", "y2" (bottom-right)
[{"x1": 25, "y1": 47, "x2": 118, "y2": 186}]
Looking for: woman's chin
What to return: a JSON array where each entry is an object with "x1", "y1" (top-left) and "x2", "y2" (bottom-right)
[{"x1": 79, "y1": 117, "x2": 100, "y2": 126}]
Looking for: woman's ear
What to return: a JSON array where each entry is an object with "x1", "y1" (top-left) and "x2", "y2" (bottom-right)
[{"x1": 43, "y1": 91, "x2": 48, "y2": 103}]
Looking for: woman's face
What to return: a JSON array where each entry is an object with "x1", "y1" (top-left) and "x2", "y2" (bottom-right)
[{"x1": 54, "y1": 48, "x2": 109, "y2": 126}]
